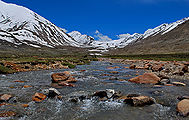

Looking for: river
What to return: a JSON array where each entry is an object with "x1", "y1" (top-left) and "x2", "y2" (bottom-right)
[{"x1": 0, "y1": 61, "x2": 189, "y2": 120}]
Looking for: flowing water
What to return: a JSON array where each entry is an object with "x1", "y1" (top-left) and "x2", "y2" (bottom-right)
[{"x1": 0, "y1": 61, "x2": 189, "y2": 120}]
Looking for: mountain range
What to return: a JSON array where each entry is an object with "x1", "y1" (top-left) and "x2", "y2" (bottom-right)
[{"x1": 0, "y1": 0, "x2": 189, "y2": 56}]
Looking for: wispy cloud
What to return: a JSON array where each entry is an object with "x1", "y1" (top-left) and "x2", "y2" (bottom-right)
[{"x1": 94, "y1": 30, "x2": 112, "y2": 41}]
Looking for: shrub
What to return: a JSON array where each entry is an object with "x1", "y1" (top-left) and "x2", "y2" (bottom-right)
[
  {"x1": 0, "y1": 65, "x2": 15, "y2": 74},
  {"x1": 61, "y1": 62, "x2": 76, "y2": 69}
]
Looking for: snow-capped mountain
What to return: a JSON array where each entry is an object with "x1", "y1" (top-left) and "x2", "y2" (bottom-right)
[
  {"x1": 109, "y1": 18, "x2": 189, "y2": 54},
  {"x1": 68, "y1": 31, "x2": 94, "y2": 47},
  {"x1": 88, "y1": 17, "x2": 189, "y2": 52},
  {"x1": 142, "y1": 17, "x2": 189, "y2": 39},
  {"x1": 0, "y1": 0, "x2": 82, "y2": 48}
]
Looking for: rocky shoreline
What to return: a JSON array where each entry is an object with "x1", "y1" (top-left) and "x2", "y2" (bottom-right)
[{"x1": 99, "y1": 58, "x2": 189, "y2": 80}]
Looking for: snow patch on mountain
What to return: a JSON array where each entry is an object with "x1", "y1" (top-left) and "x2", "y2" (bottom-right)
[
  {"x1": 143, "y1": 17, "x2": 189, "y2": 39},
  {"x1": 68, "y1": 31, "x2": 94, "y2": 47}
]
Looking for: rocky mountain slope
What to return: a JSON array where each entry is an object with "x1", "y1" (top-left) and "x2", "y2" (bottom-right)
[{"x1": 108, "y1": 19, "x2": 189, "y2": 55}]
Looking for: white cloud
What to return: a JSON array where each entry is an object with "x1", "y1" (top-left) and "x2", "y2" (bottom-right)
[{"x1": 94, "y1": 30, "x2": 112, "y2": 41}]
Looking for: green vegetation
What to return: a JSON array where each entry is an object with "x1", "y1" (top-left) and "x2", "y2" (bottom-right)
[
  {"x1": 102, "y1": 53, "x2": 189, "y2": 61},
  {"x1": 0, "y1": 65, "x2": 16, "y2": 74},
  {"x1": 61, "y1": 62, "x2": 76, "y2": 69},
  {"x1": 0, "y1": 55, "x2": 98, "y2": 73}
]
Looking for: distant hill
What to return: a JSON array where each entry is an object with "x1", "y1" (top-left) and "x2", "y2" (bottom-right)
[{"x1": 108, "y1": 20, "x2": 189, "y2": 55}]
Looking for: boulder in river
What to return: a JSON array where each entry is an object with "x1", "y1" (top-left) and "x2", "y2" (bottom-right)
[
  {"x1": 129, "y1": 64, "x2": 136, "y2": 69},
  {"x1": 177, "y1": 99, "x2": 189, "y2": 117},
  {"x1": 51, "y1": 72, "x2": 70, "y2": 83},
  {"x1": 0, "y1": 94, "x2": 12, "y2": 102},
  {"x1": 92, "y1": 89, "x2": 121, "y2": 100},
  {"x1": 21, "y1": 104, "x2": 29, "y2": 108},
  {"x1": 51, "y1": 71, "x2": 77, "y2": 86},
  {"x1": 93, "y1": 91, "x2": 107, "y2": 98},
  {"x1": 42, "y1": 88, "x2": 61, "y2": 98},
  {"x1": 129, "y1": 73, "x2": 160, "y2": 84},
  {"x1": 124, "y1": 95, "x2": 155, "y2": 106},
  {"x1": 32, "y1": 93, "x2": 47, "y2": 102}
]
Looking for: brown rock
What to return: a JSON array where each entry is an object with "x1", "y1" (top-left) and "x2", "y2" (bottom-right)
[
  {"x1": 0, "y1": 103, "x2": 7, "y2": 107},
  {"x1": 177, "y1": 99, "x2": 189, "y2": 116},
  {"x1": 51, "y1": 71, "x2": 70, "y2": 83},
  {"x1": 14, "y1": 80, "x2": 25, "y2": 83},
  {"x1": 135, "y1": 66, "x2": 146, "y2": 69},
  {"x1": 124, "y1": 95, "x2": 155, "y2": 106},
  {"x1": 124, "y1": 67, "x2": 129, "y2": 69},
  {"x1": 107, "y1": 66, "x2": 120, "y2": 69},
  {"x1": 0, "y1": 94, "x2": 12, "y2": 101},
  {"x1": 114, "y1": 66, "x2": 120, "y2": 69},
  {"x1": 32, "y1": 93, "x2": 47, "y2": 102},
  {"x1": 129, "y1": 73, "x2": 160, "y2": 84},
  {"x1": 57, "y1": 95, "x2": 63, "y2": 100},
  {"x1": 129, "y1": 64, "x2": 136, "y2": 69},
  {"x1": 63, "y1": 71, "x2": 71, "y2": 76},
  {"x1": 21, "y1": 104, "x2": 29, "y2": 108},
  {"x1": 119, "y1": 79, "x2": 126, "y2": 81},
  {"x1": 144, "y1": 63, "x2": 152, "y2": 69},
  {"x1": 23, "y1": 85, "x2": 32, "y2": 88},
  {"x1": 153, "y1": 85, "x2": 163, "y2": 88},
  {"x1": 107, "y1": 67, "x2": 115, "y2": 69},
  {"x1": 109, "y1": 71, "x2": 119, "y2": 74}
]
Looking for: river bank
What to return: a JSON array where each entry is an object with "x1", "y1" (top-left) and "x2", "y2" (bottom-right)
[
  {"x1": 99, "y1": 58, "x2": 189, "y2": 80},
  {"x1": 0, "y1": 56, "x2": 97, "y2": 74}
]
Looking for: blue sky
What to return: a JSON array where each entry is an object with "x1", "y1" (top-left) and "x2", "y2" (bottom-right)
[{"x1": 2, "y1": 0, "x2": 189, "y2": 40}]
